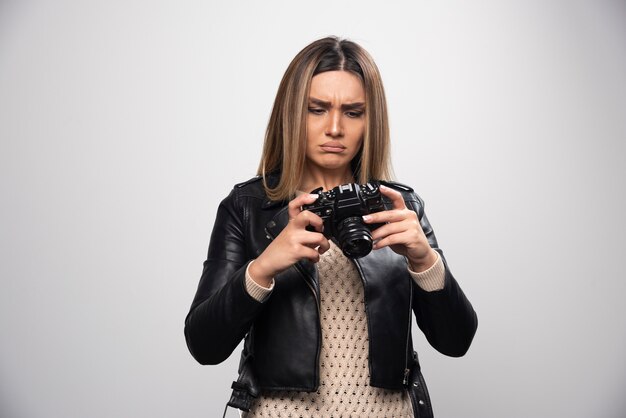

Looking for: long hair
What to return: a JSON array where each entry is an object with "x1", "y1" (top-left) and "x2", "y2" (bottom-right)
[{"x1": 257, "y1": 36, "x2": 393, "y2": 201}]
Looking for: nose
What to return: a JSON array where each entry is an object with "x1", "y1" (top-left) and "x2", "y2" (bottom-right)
[{"x1": 325, "y1": 110, "x2": 344, "y2": 138}]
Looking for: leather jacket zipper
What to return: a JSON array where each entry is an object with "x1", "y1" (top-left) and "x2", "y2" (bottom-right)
[
  {"x1": 406, "y1": 279, "x2": 419, "y2": 417},
  {"x1": 292, "y1": 261, "x2": 322, "y2": 388},
  {"x1": 352, "y1": 256, "x2": 414, "y2": 389},
  {"x1": 403, "y1": 278, "x2": 414, "y2": 385},
  {"x1": 351, "y1": 257, "x2": 375, "y2": 381},
  {"x1": 264, "y1": 227, "x2": 322, "y2": 389}
]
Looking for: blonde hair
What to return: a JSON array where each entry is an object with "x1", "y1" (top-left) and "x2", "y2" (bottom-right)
[{"x1": 257, "y1": 36, "x2": 393, "y2": 201}]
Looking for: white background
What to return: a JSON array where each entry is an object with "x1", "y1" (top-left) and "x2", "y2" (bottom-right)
[{"x1": 1, "y1": 1, "x2": 625, "y2": 417}]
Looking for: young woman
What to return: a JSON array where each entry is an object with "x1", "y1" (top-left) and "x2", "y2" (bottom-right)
[{"x1": 185, "y1": 36, "x2": 478, "y2": 418}]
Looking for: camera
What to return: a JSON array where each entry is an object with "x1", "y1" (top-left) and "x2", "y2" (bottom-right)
[{"x1": 302, "y1": 182, "x2": 386, "y2": 259}]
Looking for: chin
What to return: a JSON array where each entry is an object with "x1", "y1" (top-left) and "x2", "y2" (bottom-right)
[
  {"x1": 306, "y1": 152, "x2": 357, "y2": 173},
  {"x1": 316, "y1": 158, "x2": 350, "y2": 170}
]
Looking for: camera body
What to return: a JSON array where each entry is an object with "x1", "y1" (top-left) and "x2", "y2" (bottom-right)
[{"x1": 302, "y1": 182, "x2": 386, "y2": 259}]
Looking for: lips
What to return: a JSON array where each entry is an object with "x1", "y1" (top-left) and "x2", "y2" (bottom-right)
[{"x1": 320, "y1": 142, "x2": 346, "y2": 153}]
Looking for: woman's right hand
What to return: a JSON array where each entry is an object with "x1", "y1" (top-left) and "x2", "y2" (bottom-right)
[{"x1": 248, "y1": 193, "x2": 330, "y2": 287}]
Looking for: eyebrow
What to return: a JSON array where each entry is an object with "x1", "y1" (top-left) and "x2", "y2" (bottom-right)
[{"x1": 308, "y1": 97, "x2": 365, "y2": 111}]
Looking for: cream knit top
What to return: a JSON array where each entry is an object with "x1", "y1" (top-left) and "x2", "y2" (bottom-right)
[{"x1": 242, "y1": 240, "x2": 446, "y2": 418}]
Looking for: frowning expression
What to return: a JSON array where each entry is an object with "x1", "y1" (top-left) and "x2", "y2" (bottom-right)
[{"x1": 305, "y1": 70, "x2": 366, "y2": 174}]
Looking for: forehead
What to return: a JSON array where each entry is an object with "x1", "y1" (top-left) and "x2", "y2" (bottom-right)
[{"x1": 308, "y1": 71, "x2": 365, "y2": 101}]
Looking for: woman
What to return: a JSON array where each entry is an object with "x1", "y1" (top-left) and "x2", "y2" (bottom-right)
[{"x1": 184, "y1": 36, "x2": 478, "y2": 417}]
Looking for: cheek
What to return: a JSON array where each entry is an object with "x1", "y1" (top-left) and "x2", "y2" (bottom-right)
[
  {"x1": 305, "y1": 118, "x2": 314, "y2": 146},
  {"x1": 306, "y1": 117, "x2": 322, "y2": 139},
  {"x1": 350, "y1": 121, "x2": 366, "y2": 144},
  {"x1": 354, "y1": 139, "x2": 364, "y2": 158}
]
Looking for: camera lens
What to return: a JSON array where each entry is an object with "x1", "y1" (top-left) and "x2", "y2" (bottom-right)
[{"x1": 336, "y1": 216, "x2": 373, "y2": 259}]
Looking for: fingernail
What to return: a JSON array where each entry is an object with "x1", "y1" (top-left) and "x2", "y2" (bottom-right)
[
  {"x1": 362, "y1": 215, "x2": 371, "y2": 222},
  {"x1": 308, "y1": 194, "x2": 319, "y2": 199},
  {"x1": 379, "y1": 185, "x2": 388, "y2": 190}
]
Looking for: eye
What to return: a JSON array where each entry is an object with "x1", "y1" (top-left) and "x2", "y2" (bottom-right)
[
  {"x1": 308, "y1": 107, "x2": 325, "y2": 115},
  {"x1": 346, "y1": 110, "x2": 364, "y2": 118}
]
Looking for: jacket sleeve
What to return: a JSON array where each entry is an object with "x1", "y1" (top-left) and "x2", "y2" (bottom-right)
[
  {"x1": 184, "y1": 187, "x2": 265, "y2": 365},
  {"x1": 408, "y1": 194, "x2": 478, "y2": 357}
]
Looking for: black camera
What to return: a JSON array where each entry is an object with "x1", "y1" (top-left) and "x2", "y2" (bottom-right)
[{"x1": 302, "y1": 182, "x2": 386, "y2": 259}]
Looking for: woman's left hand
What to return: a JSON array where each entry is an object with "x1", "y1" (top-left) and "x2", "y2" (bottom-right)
[{"x1": 362, "y1": 185, "x2": 439, "y2": 272}]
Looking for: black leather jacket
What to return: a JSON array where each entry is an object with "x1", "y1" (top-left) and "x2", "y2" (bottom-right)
[{"x1": 184, "y1": 174, "x2": 478, "y2": 416}]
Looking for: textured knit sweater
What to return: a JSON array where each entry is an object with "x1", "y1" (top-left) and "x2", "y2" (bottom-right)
[{"x1": 242, "y1": 241, "x2": 446, "y2": 418}]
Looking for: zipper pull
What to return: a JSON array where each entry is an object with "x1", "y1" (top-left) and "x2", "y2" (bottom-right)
[{"x1": 403, "y1": 368, "x2": 410, "y2": 386}]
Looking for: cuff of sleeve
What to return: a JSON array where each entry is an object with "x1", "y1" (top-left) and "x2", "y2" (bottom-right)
[
  {"x1": 408, "y1": 252, "x2": 445, "y2": 292},
  {"x1": 245, "y1": 260, "x2": 275, "y2": 302}
]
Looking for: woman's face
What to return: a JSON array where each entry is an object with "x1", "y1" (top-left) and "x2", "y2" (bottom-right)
[{"x1": 305, "y1": 70, "x2": 366, "y2": 175}]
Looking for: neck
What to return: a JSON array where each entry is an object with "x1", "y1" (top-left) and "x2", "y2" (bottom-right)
[{"x1": 299, "y1": 164, "x2": 354, "y2": 193}]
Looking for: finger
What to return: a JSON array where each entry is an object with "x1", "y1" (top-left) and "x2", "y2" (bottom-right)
[
  {"x1": 317, "y1": 237, "x2": 331, "y2": 255},
  {"x1": 300, "y1": 245, "x2": 322, "y2": 263},
  {"x1": 293, "y1": 209, "x2": 324, "y2": 232},
  {"x1": 379, "y1": 185, "x2": 407, "y2": 210},
  {"x1": 372, "y1": 232, "x2": 408, "y2": 250},
  {"x1": 363, "y1": 208, "x2": 410, "y2": 225},
  {"x1": 298, "y1": 230, "x2": 327, "y2": 246},
  {"x1": 288, "y1": 193, "x2": 319, "y2": 220},
  {"x1": 370, "y1": 221, "x2": 408, "y2": 242}
]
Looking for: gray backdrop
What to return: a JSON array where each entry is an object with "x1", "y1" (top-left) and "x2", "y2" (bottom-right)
[{"x1": 1, "y1": 1, "x2": 625, "y2": 417}]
